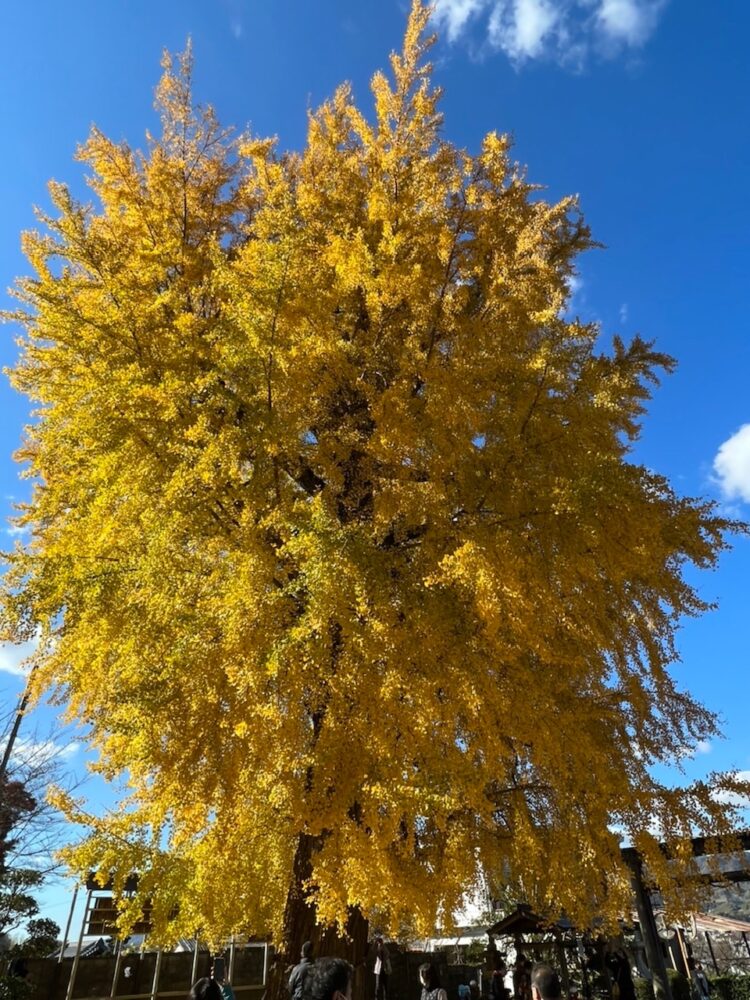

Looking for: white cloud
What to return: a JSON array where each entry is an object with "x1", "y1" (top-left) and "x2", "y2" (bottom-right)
[
  {"x1": 596, "y1": 0, "x2": 664, "y2": 46},
  {"x1": 5, "y1": 523, "x2": 30, "y2": 538},
  {"x1": 619, "y1": 302, "x2": 628, "y2": 324},
  {"x1": 0, "y1": 735, "x2": 79, "y2": 765},
  {"x1": 432, "y1": 0, "x2": 668, "y2": 66},
  {"x1": 435, "y1": 0, "x2": 489, "y2": 41},
  {"x1": 712, "y1": 770, "x2": 750, "y2": 808},
  {"x1": 696, "y1": 740, "x2": 712, "y2": 755},
  {"x1": 713, "y1": 424, "x2": 750, "y2": 504},
  {"x1": 488, "y1": 0, "x2": 560, "y2": 61},
  {"x1": 0, "y1": 637, "x2": 38, "y2": 677},
  {"x1": 563, "y1": 273, "x2": 586, "y2": 318}
]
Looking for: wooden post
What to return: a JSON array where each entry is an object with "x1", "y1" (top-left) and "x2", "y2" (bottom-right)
[
  {"x1": 58, "y1": 884, "x2": 80, "y2": 964},
  {"x1": 622, "y1": 850, "x2": 672, "y2": 1000},
  {"x1": 556, "y1": 938, "x2": 570, "y2": 996},
  {"x1": 150, "y1": 949, "x2": 163, "y2": 1000},
  {"x1": 65, "y1": 889, "x2": 92, "y2": 1000},
  {"x1": 110, "y1": 938, "x2": 124, "y2": 998},
  {"x1": 674, "y1": 927, "x2": 689, "y2": 977}
]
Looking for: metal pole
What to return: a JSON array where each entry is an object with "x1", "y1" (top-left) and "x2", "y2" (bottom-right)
[
  {"x1": 0, "y1": 683, "x2": 32, "y2": 781},
  {"x1": 191, "y1": 940, "x2": 200, "y2": 986},
  {"x1": 704, "y1": 933, "x2": 719, "y2": 975},
  {"x1": 262, "y1": 943, "x2": 269, "y2": 987},
  {"x1": 229, "y1": 937, "x2": 236, "y2": 984},
  {"x1": 65, "y1": 889, "x2": 93, "y2": 1000},
  {"x1": 150, "y1": 949, "x2": 163, "y2": 1000},
  {"x1": 58, "y1": 884, "x2": 80, "y2": 964}
]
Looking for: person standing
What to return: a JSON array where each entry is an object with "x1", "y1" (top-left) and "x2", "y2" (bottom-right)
[
  {"x1": 374, "y1": 937, "x2": 392, "y2": 1000},
  {"x1": 490, "y1": 957, "x2": 508, "y2": 1000},
  {"x1": 605, "y1": 950, "x2": 635, "y2": 1000},
  {"x1": 693, "y1": 961, "x2": 711, "y2": 1000},
  {"x1": 212, "y1": 959, "x2": 235, "y2": 1000},
  {"x1": 419, "y1": 963, "x2": 448, "y2": 1000},
  {"x1": 514, "y1": 956, "x2": 531, "y2": 1000},
  {"x1": 289, "y1": 942, "x2": 315, "y2": 1000}
]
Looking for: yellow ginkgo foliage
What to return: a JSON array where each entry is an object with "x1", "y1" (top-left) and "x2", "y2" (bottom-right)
[{"x1": 3, "y1": 0, "x2": 748, "y2": 969}]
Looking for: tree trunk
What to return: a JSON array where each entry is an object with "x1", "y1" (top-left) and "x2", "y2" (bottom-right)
[{"x1": 265, "y1": 833, "x2": 369, "y2": 1000}]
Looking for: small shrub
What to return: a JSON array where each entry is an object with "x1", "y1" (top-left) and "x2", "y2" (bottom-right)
[
  {"x1": 667, "y1": 971, "x2": 692, "y2": 1000},
  {"x1": 709, "y1": 976, "x2": 750, "y2": 1000},
  {"x1": 634, "y1": 977, "x2": 654, "y2": 1000},
  {"x1": 0, "y1": 977, "x2": 32, "y2": 1000}
]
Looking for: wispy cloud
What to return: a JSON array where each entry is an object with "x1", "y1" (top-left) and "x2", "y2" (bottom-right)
[
  {"x1": 435, "y1": 0, "x2": 489, "y2": 41},
  {"x1": 0, "y1": 735, "x2": 79, "y2": 765},
  {"x1": 6, "y1": 523, "x2": 30, "y2": 539},
  {"x1": 713, "y1": 423, "x2": 750, "y2": 505},
  {"x1": 713, "y1": 770, "x2": 750, "y2": 808},
  {"x1": 433, "y1": 0, "x2": 668, "y2": 67},
  {"x1": 0, "y1": 636, "x2": 38, "y2": 677}
]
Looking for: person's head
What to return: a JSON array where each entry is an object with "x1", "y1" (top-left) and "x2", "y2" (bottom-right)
[
  {"x1": 695, "y1": 963, "x2": 703, "y2": 973},
  {"x1": 190, "y1": 978, "x2": 223, "y2": 1000},
  {"x1": 305, "y1": 957, "x2": 353, "y2": 1000},
  {"x1": 301, "y1": 941, "x2": 314, "y2": 960},
  {"x1": 531, "y1": 964, "x2": 562, "y2": 1000},
  {"x1": 419, "y1": 964, "x2": 441, "y2": 991}
]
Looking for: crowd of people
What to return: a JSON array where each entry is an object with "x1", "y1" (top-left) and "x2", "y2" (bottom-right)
[{"x1": 186, "y1": 938, "x2": 711, "y2": 1000}]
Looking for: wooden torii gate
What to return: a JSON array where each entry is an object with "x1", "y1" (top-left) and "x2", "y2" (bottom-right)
[{"x1": 622, "y1": 832, "x2": 750, "y2": 1000}]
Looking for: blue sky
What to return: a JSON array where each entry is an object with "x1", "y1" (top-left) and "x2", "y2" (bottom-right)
[{"x1": 1, "y1": 0, "x2": 749, "y2": 931}]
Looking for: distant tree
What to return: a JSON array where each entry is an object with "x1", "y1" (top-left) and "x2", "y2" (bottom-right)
[
  {"x1": 2, "y1": 2, "x2": 749, "y2": 996},
  {"x1": 0, "y1": 780, "x2": 35, "y2": 873},
  {"x1": 0, "y1": 778, "x2": 40, "y2": 940},
  {"x1": 18, "y1": 918, "x2": 60, "y2": 957}
]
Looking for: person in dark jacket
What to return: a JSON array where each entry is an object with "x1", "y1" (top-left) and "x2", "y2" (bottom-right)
[
  {"x1": 490, "y1": 957, "x2": 508, "y2": 1000},
  {"x1": 190, "y1": 979, "x2": 223, "y2": 1000},
  {"x1": 289, "y1": 942, "x2": 315, "y2": 1000},
  {"x1": 305, "y1": 957, "x2": 353, "y2": 1000},
  {"x1": 605, "y1": 950, "x2": 635, "y2": 1000}
]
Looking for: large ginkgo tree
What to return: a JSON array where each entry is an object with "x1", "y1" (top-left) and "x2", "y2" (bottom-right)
[{"x1": 2, "y1": 0, "x2": 747, "y2": 985}]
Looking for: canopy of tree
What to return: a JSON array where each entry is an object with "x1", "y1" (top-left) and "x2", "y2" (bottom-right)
[
  {"x1": 0, "y1": 778, "x2": 42, "y2": 939},
  {"x1": 2, "y1": 0, "x2": 748, "y2": 950}
]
